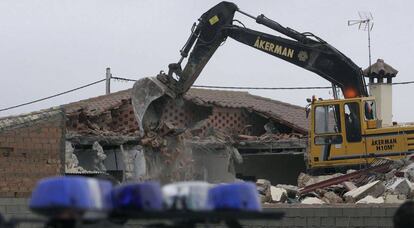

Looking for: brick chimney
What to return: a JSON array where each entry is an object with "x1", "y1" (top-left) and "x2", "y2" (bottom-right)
[{"x1": 364, "y1": 59, "x2": 398, "y2": 126}]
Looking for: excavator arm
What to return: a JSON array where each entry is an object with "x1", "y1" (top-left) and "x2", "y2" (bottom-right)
[{"x1": 132, "y1": 1, "x2": 368, "y2": 136}]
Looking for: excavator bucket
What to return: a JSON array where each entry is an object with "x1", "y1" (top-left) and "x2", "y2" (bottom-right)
[{"x1": 131, "y1": 77, "x2": 174, "y2": 137}]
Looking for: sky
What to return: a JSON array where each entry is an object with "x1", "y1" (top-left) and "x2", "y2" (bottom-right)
[{"x1": 1, "y1": 0, "x2": 413, "y2": 122}]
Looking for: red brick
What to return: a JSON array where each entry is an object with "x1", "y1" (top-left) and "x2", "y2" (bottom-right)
[{"x1": 0, "y1": 115, "x2": 64, "y2": 196}]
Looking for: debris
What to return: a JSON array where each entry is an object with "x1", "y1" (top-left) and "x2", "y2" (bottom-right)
[
  {"x1": 346, "y1": 169, "x2": 357, "y2": 174},
  {"x1": 344, "y1": 180, "x2": 385, "y2": 203},
  {"x1": 301, "y1": 197, "x2": 325, "y2": 205},
  {"x1": 356, "y1": 195, "x2": 384, "y2": 204},
  {"x1": 297, "y1": 172, "x2": 311, "y2": 188},
  {"x1": 120, "y1": 145, "x2": 147, "y2": 181},
  {"x1": 386, "y1": 178, "x2": 413, "y2": 196},
  {"x1": 92, "y1": 141, "x2": 107, "y2": 171},
  {"x1": 276, "y1": 184, "x2": 299, "y2": 198},
  {"x1": 256, "y1": 179, "x2": 271, "y2": 195},
  {"x1": 384, "y1": 194, "x2": 406, "y2": 204},
  {"x1": 270, "y1": 186, "x2": 288, "y2": 203},
  {"x1": 65, "y1": 141, "x2": 87, "y2": 173},
  {"x1": 257, "y1": 157, "x2": 414, "y2": 205},
  {"x1": 342, "y1": 181, "x2": 357, "y2": 191},
  {"x1": 322, "y1": 191, "x2": 343, "y2": 204},
  {"x1": 299, "y1": 159, "x2": 393, "y2": 195},
  {"x1": 237, "y1": 135, "x2": 258, "y2": 141},
  {"x1": 298, "y1": 172, "x2": 343, "y2": 188},
  {"x1": 256, "y1": 179, "x2": 272, "y2": 203},
  {"x1": 385, "y1": 169, "x2": 397, "y2": 181},
  {"x1": 399, "y1": 163, "x2": 414, "y2": 181}
]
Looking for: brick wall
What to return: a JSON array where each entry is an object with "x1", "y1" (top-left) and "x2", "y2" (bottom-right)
[
  {"x1": 258, "y1": 204, "x2": 398, "y2": 228},
  {"x1": 0, "y1": 112, "x2": 65, "y2": 197},
  {"x1": 0, "y1": 199, "x2": 400, "y2": 228}
]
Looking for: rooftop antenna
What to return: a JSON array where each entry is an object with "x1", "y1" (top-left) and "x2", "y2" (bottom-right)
[{"x1": 348, "y1": 12, "x2": 374, "y2": 71}]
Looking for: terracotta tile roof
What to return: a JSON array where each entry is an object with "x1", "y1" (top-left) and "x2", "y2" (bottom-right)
[
  {"x1": 363, "y1": 59, "x2": 398, "y2": 78},
  {"x1": 185, "y1": 89, "x2": 308, "y2": 133},
  {"x1": 64, "y1": 89, "x2": 131, "y2": 116},
  {"x1": 63, "y1": 88, "x2": 308, "y2": 133}
]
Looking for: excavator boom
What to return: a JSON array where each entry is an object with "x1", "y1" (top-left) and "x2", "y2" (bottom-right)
[{"x1": 132, "y1": 1, "x2": 367, "y2": 136}]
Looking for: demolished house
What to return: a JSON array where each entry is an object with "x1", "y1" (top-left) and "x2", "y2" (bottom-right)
[
  {"x1": 64, "y1": 88, "x2": 308, "y2": 184},
  {"x1": 0, "y1": 88, "x2": 308, "y2": 196}
]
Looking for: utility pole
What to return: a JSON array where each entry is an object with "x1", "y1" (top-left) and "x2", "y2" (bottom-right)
[{"x1": 106, "y1": 67, "x2": 111, "y2": 95}]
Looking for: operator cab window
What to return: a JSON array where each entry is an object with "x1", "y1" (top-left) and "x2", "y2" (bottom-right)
[
  {"x1": 344, "y1": 102, "x2": 362, "y2": 142},
  {"x1": 315, "y1": 105, "x2": 341, "y2": 134},
  {"x1": 364, "y1": 100, "x2": 376, "y2": 120},
  {"x1": 314, "y1": 104, "x2": 342, "y2": 145}
]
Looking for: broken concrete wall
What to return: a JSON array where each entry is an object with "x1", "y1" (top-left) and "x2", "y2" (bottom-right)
[
  {"x1": 71, "y1": 141, "x2": 107, "y2": 172},
  {"x1": 138, "y1": 136, "x2": 241, "y2": 184},
  {"x1": 65, "y1": 141, "x2": 86, "y2": 173},
  {"x1": 120, "y1": 144, "x2": 146, "y2": 182},
  {"x1": 188, "y1": 139, "x2": 241, "y2": 183}
]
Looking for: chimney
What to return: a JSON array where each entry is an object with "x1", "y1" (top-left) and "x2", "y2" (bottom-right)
[{"x1": 364, "y1": 59, "x2": 398, "y2": 127}]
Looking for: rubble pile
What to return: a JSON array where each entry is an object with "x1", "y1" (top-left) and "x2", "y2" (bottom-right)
[
  {"x1": 256, "y1": 156, "x2": 414, "y2": 204},
  {"x1": 237, "y1": 133, "x2": 304, "y2": 141}
]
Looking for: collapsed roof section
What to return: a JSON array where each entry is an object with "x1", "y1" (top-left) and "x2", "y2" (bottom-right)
[
  {"x1": 62, "y1": 88, "x2": 308, "y2": 137},
  {"x1": 185, "y1": 89, "x2": 308, "y2": 133}
]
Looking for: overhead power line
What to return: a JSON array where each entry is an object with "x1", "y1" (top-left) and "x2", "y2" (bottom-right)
[
  {"x1": 111, "y1": 76, "x2": 332, "y2": 90},
  {"x1": 191, "y1": 85, "x2": 332, "y2": 90},
  {"x1": 112, "y1": 76, "x2": 414, "y2": 89},
  {"x1": 391, "y1": 81, "x2": 414, "y2": 85},
  {"x1": 0, "y1": 79, "x2": 105, "y2": 112},
  {"x1": 3, "y1": 75, "x2": 414, "y2": 113}
]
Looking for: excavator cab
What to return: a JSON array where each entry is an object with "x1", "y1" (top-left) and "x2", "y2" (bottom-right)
[{"x1": 308, "y1": 97, "x2": 391, "y2": 171}]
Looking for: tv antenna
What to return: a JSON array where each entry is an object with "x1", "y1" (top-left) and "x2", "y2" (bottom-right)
[{"x1": 348, "y1": 12, "x2": 374, "y2": 69}]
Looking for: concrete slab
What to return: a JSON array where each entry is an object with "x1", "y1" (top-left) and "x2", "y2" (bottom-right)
[
  {"x1": 356, "y1": 195, "x2": 384, "y2": 204},
  {"x1": 344, "y1": 180, "x2": 385, "y2": 202}
]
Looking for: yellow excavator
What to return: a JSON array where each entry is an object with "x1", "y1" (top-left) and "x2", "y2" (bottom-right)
[{"x1": 131, "y1": 1, "x2": 414, "y2": 172}]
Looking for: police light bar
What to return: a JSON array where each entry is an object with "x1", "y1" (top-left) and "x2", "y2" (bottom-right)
[
  {"x1": 163, "y1": 181, "x2": 212, "y2": 211},
  {"x1": 208, "y1": 182, "x2": 261, "y2": 211},
  {"x1": 29, "y1": 176, "x2": 113, "y2": 220},
  {"x1": 111, "y1": 182, "x2": 163, "y2": 212}
]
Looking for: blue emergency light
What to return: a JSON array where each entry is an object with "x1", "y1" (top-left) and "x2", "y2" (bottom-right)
[
  {"x1": 111, "y1": 182, "x2": 163, "y2": 212},
  {"x1": 29, "y1": 176, "x2": 113, "y2": 219},
  {"x1": 208, "y1": 182, "x2": 261, "y2": 211},
  {"x1": 163, "y1": 181, "x2": 213, "y2": 211}
]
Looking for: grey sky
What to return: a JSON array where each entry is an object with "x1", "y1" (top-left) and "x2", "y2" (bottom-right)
[{"x1": 1, "y1": 0, "x2": 413, "y2": 121}]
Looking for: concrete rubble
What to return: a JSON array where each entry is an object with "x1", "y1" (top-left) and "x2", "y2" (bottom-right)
[
  {"x1": 344, "y1": 180, "x2": 385, "y2": 203},
  {"x1": 356, "y1": 195, "x2": 384, "y2": 204},
  {"x1": 270, "y1": 186, "x2": 288, "y2": 203},
  {"x1": 386, "y1": 177, "x2": 413, "y2": 195},
  {"x1": 384, "y1": 194, "x2": 406, "y2": 204},
  {"x1": 301, "y1": 197, "x2": 325, "y2": 205},
  {"x1": 65, "y1": 141, "x2": 87, "y2": 173},
  {"x1": 322, "y1": 191, "x2": 343, "y2": 204},
  {"x1": 256, "y1": 156, "x2": 414, "y2": 204}
]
